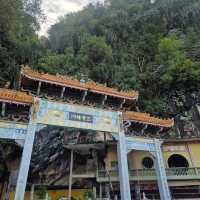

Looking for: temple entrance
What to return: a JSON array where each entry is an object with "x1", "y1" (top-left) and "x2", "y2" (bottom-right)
[
  {"x1": 28, "y1": 125, "x2": 115, "y2": 200},
  {"x1": 0, "y1": 95, "x2": 172, "y2": 200},
  {"x1": 168, "y1": 154, "x2": 189, "y2": 168}
]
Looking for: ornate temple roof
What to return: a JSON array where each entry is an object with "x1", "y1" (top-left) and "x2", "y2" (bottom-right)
[
  {"x1": 0, "y1": 88, "x2": 33, "y2": 105},
  {"x1": 0, "y1": 88, "x2": 174, "y2": 127},
  {"x1": 21, "y1": 66, "x2": 138, "y2": 100},
  {"x1": 123, "y1": 111, "x2": 174, "y2": 127}
]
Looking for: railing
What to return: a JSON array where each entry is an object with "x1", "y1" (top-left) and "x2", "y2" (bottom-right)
[
  {"x1": 97, "y1": 167, "x2": 200, "y2": 182},
  {"x1": 72, "y1": 167, "x2": 96, "y2": 178}
]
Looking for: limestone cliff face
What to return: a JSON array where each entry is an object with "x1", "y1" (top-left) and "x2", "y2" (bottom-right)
[
  {"x1": 166, "y1": 90, "x2": 200, "y2": 138},
  {"x1": 29, "y1": 126, "x2": 110, "y2": 186},
  {"x1": 30, "y1": 126, "x2": 70, "y2": 185}
]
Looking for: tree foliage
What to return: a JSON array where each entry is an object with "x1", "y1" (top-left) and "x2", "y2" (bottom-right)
[{"x1": 0, "y1": 0, "x2": 43, "y2": 86}]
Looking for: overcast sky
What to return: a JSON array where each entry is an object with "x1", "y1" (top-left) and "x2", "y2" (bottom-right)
[{"x1": 39, "y1": 0, "x2": 103, "y2": 36}]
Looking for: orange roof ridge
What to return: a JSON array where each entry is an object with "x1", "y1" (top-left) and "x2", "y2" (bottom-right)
[
  {"x1": 0, "y1": 88, "x2": 33, "y2": 105},
  {"x1": 21, "y1": 66, "x2": 84, "y2": 90},
  {"x1": 21, "y1": 66, "x2": 138, "y2": 99},
  {"x1": 123, "y1": 111, "x2": 174, "y2": 127},
  {"x1": 85, "y1": 80, "x2": 138, "y2": 98}
]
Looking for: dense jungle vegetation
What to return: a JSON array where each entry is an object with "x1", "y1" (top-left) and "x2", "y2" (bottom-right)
[{"x1": 1, "y1": 0, "x2": 200, "y2": 117}]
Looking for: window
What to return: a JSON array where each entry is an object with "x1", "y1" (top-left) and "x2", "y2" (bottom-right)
[
  {"x1": 168, "y1": 154, "x2": 189, "y2": 168},
  {"x1": 111, "y1": 161, "x2": 118, "y2": 170},
  {"x1": 142, "y1": 157, "x2": 154, "y2": 168}
]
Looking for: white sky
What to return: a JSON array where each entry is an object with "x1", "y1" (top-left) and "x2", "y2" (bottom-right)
[{"x1": 39, "y1": 0, "x2": 104, "y2": 36}]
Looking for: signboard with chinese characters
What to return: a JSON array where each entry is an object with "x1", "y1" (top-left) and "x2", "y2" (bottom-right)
[
  {"x1": 69, "y1": 112, "x2": 93, "y2": 123},
  {"x1": 35, "y1": 99, "x2": 119, "y2": 133}
]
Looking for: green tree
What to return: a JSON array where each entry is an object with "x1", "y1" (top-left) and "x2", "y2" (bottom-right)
[
  {"x1": 0, "y1": 0, "x2": 43, "y2": 87},
  {"x1": 79, "y1": 36, "x2": 113, "y2": 66},
  {"x1": 37, "y1": 48, "x2": 79, "y2": 76},
  {"x1": 163, "y1": 58, "x2": 200, "y2": 90},
  {"x1": 155, "y1": 36, "x2": 200, "y2": 90}
]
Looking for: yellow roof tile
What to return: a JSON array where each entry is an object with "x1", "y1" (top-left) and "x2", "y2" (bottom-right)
[
  {"x1": 123, "y1": 111, "x2": 174, "y2": 127},
  {"x1": 0, "y1": 88, "x2": 33, "y2": 105},
  {"x1": 21, "y1": 66, "x2": 138, "y2": 99}
]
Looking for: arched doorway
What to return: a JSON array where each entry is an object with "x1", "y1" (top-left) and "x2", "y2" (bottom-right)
[{"x1": 168, "y1": 154, "x2": 189, "y2": 168}]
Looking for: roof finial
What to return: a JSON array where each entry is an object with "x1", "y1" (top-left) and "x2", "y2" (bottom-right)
[{"x1": 80, "y1": 73, "x2": 86, "y2": 85}]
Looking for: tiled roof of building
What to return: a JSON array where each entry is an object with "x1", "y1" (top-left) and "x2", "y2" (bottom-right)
[
  {"x1": 0, "y1": 88, "x2": 173, "y2": 127},
  {"x1": 21, "y1": 66, "x2": 138, "y2": 100},
  {"x1": 0, "y1": 88, "x2": 33, "y2": 105},
  {"x1": 123, "y1": 111, "x2": 174, "y2": 127}
]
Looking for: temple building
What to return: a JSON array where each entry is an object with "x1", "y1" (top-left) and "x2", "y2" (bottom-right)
[{"x1": 0, "y1": 66, "x2": 200, "y2": 200}]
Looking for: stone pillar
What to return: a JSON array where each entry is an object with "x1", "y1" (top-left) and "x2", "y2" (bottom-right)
[
  {"x1": 93, "y1": 186, "x2": 96, "y2": 199},
  {"x1": 99, "y1": 183, "x2": 102, "y2": 199},
  {"x1": 3, "y1": 181, "x2": 10, "y2": 200},
  {"x1": 68, "y1": 149, "x2": 74, "y2": 200},
  {"x1": 117, "y1": 129, "x2": 131, "y2": 200},
  {"x1": 154, "y1": 140, "x2": 171, "y2": 200},
  {"x1": 105, "y1": 184, "x2": 110, "y2": 199},
  {"x1": 134, "y1": 183, "x2": 141, "y2": 200},
  {"x1": 30, "y1": 184, "x2": 35, "y2": 200},
  {"x1": 45, "y1": 191, "x2": 49, "y2": 200},
  {"x1": 114, "y1": 194, "x2": 118, "y2": 200},
  {"x1": 14, "y1": 122, "x2": 37, "y2": 200}
]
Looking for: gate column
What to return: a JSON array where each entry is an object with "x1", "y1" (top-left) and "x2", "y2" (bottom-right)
[
  {"x1": 117, "y1": 129, "x2": 131, "y2": 200},
  {"x1": 154, "y1": 140, "x2": 171, "y2": 200},
  {"x1": 14, "y1": 121, "x2": 37, "y2": 200}
]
